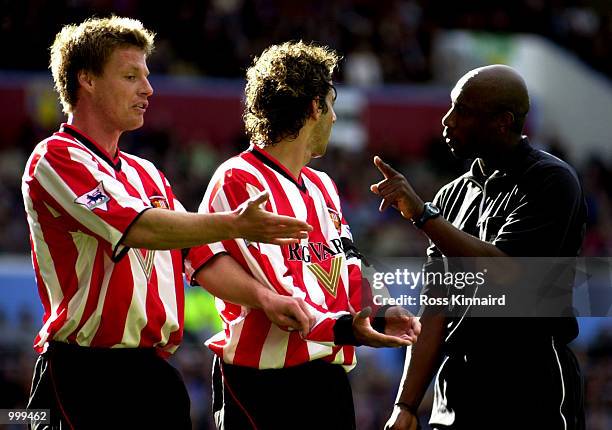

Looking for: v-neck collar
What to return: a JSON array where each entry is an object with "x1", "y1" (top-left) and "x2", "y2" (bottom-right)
[
  {"x1": 248, "y1": 144, "x2": 306, "y2": 192},
  {"x1": 59, "y1": 123, "x2": 122, "y2": 171}
]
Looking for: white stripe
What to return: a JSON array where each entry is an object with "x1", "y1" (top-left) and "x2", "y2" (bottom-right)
[
  {"x1": 258, "y1": 325, "x2": 290, "y2": 369},
  {"x1": 551, "y1": 337, "x2": 568, "y2": 430},
  {"x1": 76, "y1": 251, "x2": 114, "y2": 345},
  {"x1": 119, "y1": 249, "x2": 149, "y2": 347},
  {"x1": 120, "y1": 152, "x2": 168, "y2": 198},
  {"x1": 54, "y1": 231, "x2": 97, "y2": 340},
  {"x1": 311, "y1": 169, "x2": 341, "y2": 212},
  {"x1": 23, "y1": 186, "x2": 64, "y2": 349},
  {"x1": 119, "y1": 156, "x2": 152, "y2": 201},
  {"x1": 306, "y1": 341, "x2": 333, "y2": 361},
  {"x1": 154, "y1": 250, "x2": 180, "y2": 347},
  {"x1": 220, "y1": 314, "x2": 246, "y2": 364}
]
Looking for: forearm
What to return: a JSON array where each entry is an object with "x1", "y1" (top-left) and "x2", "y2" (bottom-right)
[
  {"x1": 396, "y1": 309, "x2": 446, "y2": 408},
  {"x1": 422, "y1": 216, "x2": 507, "y2": 257},
  {"x1": 193, "y1": 253, "x2": 271, "y2": 309},
  {"x1": 123, "y1": 208, "x2": 237, "y2": 250}
]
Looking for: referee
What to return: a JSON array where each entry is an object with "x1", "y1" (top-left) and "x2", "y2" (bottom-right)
[
  {"x1": 378, "y1": 65, "x2": 586, "y2": 430},
  {"x1": 22, "y1": 16, "x2": 312, "y2": 429}
]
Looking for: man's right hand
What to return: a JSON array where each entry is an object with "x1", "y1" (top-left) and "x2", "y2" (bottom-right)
[
  {"x1": 233, "y1": 191, "x2": 312, "y2": 245},
  {"x1": 385, "y1": 405, "x2": 420, "y2": 430},
  {"x1": 257, "y1": 288, "x2": 315, "y2": 336}
]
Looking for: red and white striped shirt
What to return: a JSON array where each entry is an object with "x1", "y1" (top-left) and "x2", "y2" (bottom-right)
[
  {"x1": 22, "y1": 124, "x2": 185, "y2": 356},
  {"x1": 186, "y1": 145, "x2": 369, "y2": 370}
]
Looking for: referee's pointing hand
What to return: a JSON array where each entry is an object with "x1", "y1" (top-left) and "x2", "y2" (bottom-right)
[{"x1": 370, "y1": 156, "x2": 424, "y2": 221}]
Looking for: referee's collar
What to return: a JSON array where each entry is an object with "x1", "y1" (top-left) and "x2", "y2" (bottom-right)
[
  {"x1": 59, "y1": 123, "x2": 122, "y2": 171},
  {"x1": 248, "y1": 144, "x2": 306, "y2": 192}
]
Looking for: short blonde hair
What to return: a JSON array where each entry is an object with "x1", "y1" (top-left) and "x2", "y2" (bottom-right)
[{"x1": 49, "y1": 16, "x2": 155, "y2": 113}]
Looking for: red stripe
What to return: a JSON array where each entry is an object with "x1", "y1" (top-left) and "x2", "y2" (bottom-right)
[
  {"x1": 167, "y1": 250, "x2": 185, "y2": 347},
  {"x1": 302, "y1": 168, "x2": 339, "y2": 213},
  {"x1": 34, "y1": 196, "x2": 82, "y2": 342},
  {"x1": 121, "y1": 155, "x2": 165, "y2": 198},
  {"x1": 90, "y1": 259, "x2": 135, "y2": 347},
  {"x1": 67, "y1": 246, "x2": 107, "y2": 343},
  {"x1": 283, "y1": 331, "x2": 310, "y2": 367},
  {"x1": 232, "y1": 310, "x2": 271, "y2": 367},
  {"x1": 343, "y1": 346, "x2": 355, "y2": 365}
]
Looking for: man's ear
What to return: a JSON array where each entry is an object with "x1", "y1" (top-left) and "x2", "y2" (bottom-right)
[
  {"x1": 498, "y1": 111, "x2": 514, "y2": 133},
  {"x1": 77, "y1": 70, "x2": 95, "y2": 94},
  {"x1": 310, "y1": 98, "x2": 322, "y2": 120}
]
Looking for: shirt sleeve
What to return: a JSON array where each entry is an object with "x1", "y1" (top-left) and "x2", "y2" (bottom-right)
[
  {"x1": 491, "y1": 166, "x2": 586, "y2": 256},
  {"x1": 28, "y1": 142, "x2": 151, "y2": 260},
  {"x1": 189, "y1": 168, "x2": 353, "y2": 347}
]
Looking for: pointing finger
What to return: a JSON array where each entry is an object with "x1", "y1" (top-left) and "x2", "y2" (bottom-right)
[{"x1": 374, "y1": 156, "x2": 400, "y2": 179}]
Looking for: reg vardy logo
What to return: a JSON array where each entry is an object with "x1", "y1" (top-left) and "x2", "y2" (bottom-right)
[{"x1": 288, "y1": 239, "x2": 345, "y2": 297}]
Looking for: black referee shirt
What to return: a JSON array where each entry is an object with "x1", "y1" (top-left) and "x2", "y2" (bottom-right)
[{"x1": 424, "y1": 137, "x2": 587, "y2": 346}]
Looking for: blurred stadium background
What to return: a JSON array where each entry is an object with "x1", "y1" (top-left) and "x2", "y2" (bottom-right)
[{"x1": 0, "y1": 1, "x2": 611, "y2": 429}]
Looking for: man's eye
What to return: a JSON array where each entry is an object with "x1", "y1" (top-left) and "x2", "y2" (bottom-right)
[{"x1": 126, "y1": 75, "x2": 136, "y2": 80}]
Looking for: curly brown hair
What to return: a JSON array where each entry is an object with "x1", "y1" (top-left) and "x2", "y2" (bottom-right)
[
  {"x1": 244, "y1": 41, "x2": 341, "y2": 146},
  {"x1": 49, "y1": 16, "x2": 155, "y2": 114}
]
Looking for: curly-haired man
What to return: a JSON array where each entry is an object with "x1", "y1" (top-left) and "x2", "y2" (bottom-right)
[
  {"x1": 23, "y1": 17, "x2": 312, "y2": 429},
  {"x1": 187, "y1": 41, "x2": 421, "y2": 429}
]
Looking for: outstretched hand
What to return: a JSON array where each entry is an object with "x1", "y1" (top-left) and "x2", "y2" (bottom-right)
[
  {"x1": 234, "y1": 191, "x2": 312, "y2": 245},
  {"x1": 352, "y1": 307, "x2": 419, "y2": 348},
  {"x1": 370, "y1": 156, "x2": 424, "y2": 220}
]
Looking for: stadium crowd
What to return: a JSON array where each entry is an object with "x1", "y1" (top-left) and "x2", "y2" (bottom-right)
[{"x1": 1, "y1": 0, "x2": 612, "y2": 82}]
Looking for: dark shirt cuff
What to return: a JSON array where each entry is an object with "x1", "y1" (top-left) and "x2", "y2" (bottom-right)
[
  {"x1": 372, "y1": 304, "x2": 391, "y2": 334},
  {"x1": 333, "y1": 314, "x2": 361, "y2": 346}
]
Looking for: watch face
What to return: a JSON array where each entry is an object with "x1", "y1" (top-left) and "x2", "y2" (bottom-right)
[{"x1": 429, "y1": 204, "x2": 440, "y2": 215}]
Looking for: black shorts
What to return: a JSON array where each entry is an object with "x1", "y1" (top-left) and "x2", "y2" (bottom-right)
[
  {"x1": 212, "y1": 356, "x2": 356, "y2": 430},
  {"x1": 27, "y1": 341, "x2": 191, "y2": 430},
  {"x1": 431, "y1": 339, "x2": 585, "y2": 430}
]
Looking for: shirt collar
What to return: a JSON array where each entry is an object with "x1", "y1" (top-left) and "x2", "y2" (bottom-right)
[
  {"x1": 247, "y1": 144, "x2": 306, "y2": 192},
  {"x1": 59, "y1": 123, "x2": 122, "y2": 171},
  {"x1": 468, "y1": 137, "x2": 533, "y2": 182}
]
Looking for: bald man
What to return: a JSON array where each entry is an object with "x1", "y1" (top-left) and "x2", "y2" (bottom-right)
[{"x1": 375, "y1": 65, "x2": 586, "y2": 429}]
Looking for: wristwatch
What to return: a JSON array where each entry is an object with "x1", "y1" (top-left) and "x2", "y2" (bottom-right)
[{"x1": 413, "y1": 202, "x2": 441, "y2": 228}]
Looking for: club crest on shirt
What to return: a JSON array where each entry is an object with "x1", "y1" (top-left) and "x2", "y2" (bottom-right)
[
  {"x1": 149, "y1": 195, "x2": 169, "y2": 209},
  {"x1": 328, "y1": 207, "x2": 341, "y2": 234},
  {"x1": 74, "y1": 182, "x2": 110, "y2": 211}
]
